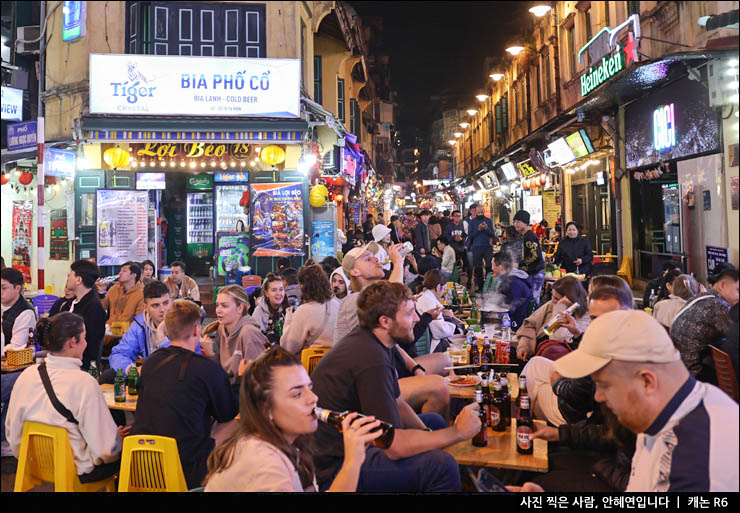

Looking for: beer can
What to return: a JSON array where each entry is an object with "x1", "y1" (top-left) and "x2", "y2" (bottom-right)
[{"x1": 496, "y1": 339, "x2": 510, "y2": 364}]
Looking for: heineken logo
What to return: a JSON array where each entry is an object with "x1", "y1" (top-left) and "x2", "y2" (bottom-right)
[{"x1": 580, "y1": 51, "x2": 626, "y2": 97}]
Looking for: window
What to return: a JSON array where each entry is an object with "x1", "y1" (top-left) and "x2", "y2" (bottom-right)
[
  {"x1": 313, "y1": 56, "x2": 322, "y2": 104},
  {"x1": 604, "y1": 1, "x2": 610, "y2": 26},
  {"x1": 542, "y1": 51, "x2": 551, "y2": 100},
  {"x1": 501, "y1": 94, "x2": 508, "y2": 131},
  {"x1": 495, "y1": 103, "x2": 503, "y2": 135},
  {"x1": 300, "y1": 19, "x2": 306, "y2": 87},
  {"x1": 568, "y1": 25, "x2": 577, "y2": 78},
  {"x1": 337, "y1": 78, "x2": 345, "y2": 122},
  {"x1": 536, "y1": 62, "x2": 541, "y2": 105},
  {"x1": 585, "y1": 9, "x2": 592, "y2": 41},
  {"x1": 126, "y1": 2, "x2": 266, "y2": 57},
  {"x1": 350, "y1": 99, "x2": 359, "y2": 136},
  {"x1": 512, "y1": 86, "x2": 518, "y2": 122}
]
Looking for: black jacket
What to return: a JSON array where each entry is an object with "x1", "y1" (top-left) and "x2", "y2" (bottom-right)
[
  {"x1": 553, "y1": 376, "x2": 596, "y2": 425},
  {"x1": 553, "y1": 235, "x2": 593, "y2": 275},
  {"x1": 414, "y1": 222, "x2": 431, "y2": 254},
  {"x1": 520, "y1": 230, "x2": 544, "y2": 275},
  {"x1": 70, "y1": 289, "x2": 107, "y2": 371}
]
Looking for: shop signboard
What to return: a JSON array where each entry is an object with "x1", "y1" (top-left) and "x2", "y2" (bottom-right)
[
  {"x1": 216, "y1": 232, "x2": 250, "y2": 277},
  {"x1": 7, "y1": 121, "x2": 37, "y2": 151},
  {"x1": 214, "y1": 171, "x2": 249, "y2": 183},
  {"x1": 136, "y1": 172, "x2": 166, "y2": 190},
  {"x1": 132, "y1": 142, "x2": 252, "y2": 162},
  {"x1": 565, "y1": 130, "x2": 595, "y2": 159},
  {"x1": 348, "y1": 201, "x2": 361, "y2": 227},
  {"x1": 311, "y1": 220, "x2": 336, "y2": 261},
  {"x1": 340, "y1": 147, "x2": 358, "y2": 186},
  {"x1": 251, "y1": 182, "x2": 304, "y2": 257},
  {"x1": 547, "y1": 137, "x2": 576, "y2": 166},
  {"x1": 578, "y1": 15, "x2": 640, "y2": 97},
  {"x1": 50, "y1": 209, "x2": 70, "y2": 260},
  {"x1": 186, "y1": 173, "x2": 214, "y2": 190},
  {"x1": 96, "y1": 190, "x2": 149, "y2": 266},
  {"x1": 517, "y1": 161, "x2": 538, "y2": 178},
  {"x1": 11, "y1": 201, "x2": 33, "y2": 283},
  {"x1": 89, "y1": 54, "x2": 300, "y2": 117},
  {"x1": 706, "y1": 246, "x2": 729, "y2": 276},
  {"x1": 62, "y1": 1, "x2": 86, "y2": 42},
  {"x1": 44, "y1": 148, "x2": 77, "y2": 178},
  {"x1": 523, "y1": 195, "x2": 543, "y2": 224},
  {"x1": 625, "y1": 77, "x2": 720, "y2": 169},
  {"x1": 542, "y1": 190, "x2": 560, "y2": 229},
  {"x1": 500, "y1": 162, "x2": 518, "y2": 181},
  {"x1": 2, "y1": 86, "x2": 23, "y2": 121}
]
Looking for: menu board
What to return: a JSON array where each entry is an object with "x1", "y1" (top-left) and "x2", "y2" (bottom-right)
[
  {"x1": 565, "y1": 130, "x2": 595, "y2": 159},
  {"x1": 311, "y1": 220, "x2": 336, "y2": 260},
  {"x1": 251, "y1": 182, "x2": 305, "y2": 257},
  {"x1": 96, "y1": 190, "x2": 149, "y2": 266},
  {"x1": 524, "y1": 195, "x2": 543, "y2": 224},
  {"x1": 11, "y1": 201, "x2": 32, "y2": 283},
  {"x1": 50, "y1": 209, "x2": 70, "y2": 260},
  {"x1": 547, "y1": 137, "x2": 576, "y2": 166},
  {"x1": 542, "y1": 190, "x2": 560, "y2": 229},
  {"x1": 216, "y1": 232, "x2": 250, "y2": 277}
]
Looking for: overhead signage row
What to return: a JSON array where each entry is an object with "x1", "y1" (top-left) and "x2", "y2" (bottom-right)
[
  {"x1": 131, "y1": 142, "x2": 253, "y2": 161},
  {"x1": 89, "y1": 54, "x2": 300, "y2": 118}
]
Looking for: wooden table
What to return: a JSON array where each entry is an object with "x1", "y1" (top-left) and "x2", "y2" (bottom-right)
[
  {"x1": 100, "y1": 383, "x2": 138, "y2": 412},
  {"x1": 447, "y1": 371, "x2": 519, "y2": 399},
  {"x1": 444, "y1": 421, "x2": 548, "y2": 473}
]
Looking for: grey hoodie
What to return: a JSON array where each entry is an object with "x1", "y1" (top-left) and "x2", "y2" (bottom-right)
[
  {"x1": 250, "y1": 296, "x2": 285, "y2": 332},
  {"x1": 215, "y1": 315, "x2": 269, "y2": 384}
]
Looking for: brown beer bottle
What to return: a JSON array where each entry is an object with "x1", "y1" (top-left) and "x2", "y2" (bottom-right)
[
  {"x1": 499, "y1": 372, "x2": 512, "y2": 426},
  {"x1": 490, "y1": 378, "x2": 507, "y2": 432},
  {"x1": 481, "y1": 375, "x2": 491, "y2": 426},
  {"x1": 516, "y1": 393, "x2": 534, "y2": 454},
  {"x1": 481, "y1": 337, "x2": 492, "y2": 365},
  {"x1": 314, "y1": 407, "x2": 395, "y2": 449},
  {"x1": 517, "y1": 375, "x2": 528, "y2": 417},
  {"x1": 469, "y1": 339, "x2": 480, "y2": 366},
  {"x1": 472, "y1": 385, "x2": 488, "y2": 447}
]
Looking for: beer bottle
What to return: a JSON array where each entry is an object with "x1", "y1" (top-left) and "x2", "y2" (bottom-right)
[
  {"x1": 114, "y1": 368, "x2": 126, "y2": 403},
  {"x1": 481, "y1": 375, "x2": 491, "y2": 426},
  {"x1": 485, "y1": 337, "x2": 495, "y2": 365},
  {"x1": 469, "y1": 338, "x2": 480, "y2": 367},
  {"x1": 491, "y1": 378, "x2": 506, "y2": 432},
  {"x1": 472, "y1": 385, "x2": 488, "y2": 447},
  {"x1": 500, "y1": 372, "x2": 512, "y2": 426},
  {"x1": 127, "y1": 365, "x2": 139, "y2": 396},
  {"x1": 314, "y1": 407, "x2": 395, "y2": 449},
  {"x1": 462, "y1": 289, "x2": 469, "y2": 306},
  {"x1": 517, "y1": 375, "x2": 528, "y2": 416},
  {"x1": 452, "y1": 288, "x2": 460, "y2": 307},
  {"x1": 543, "y1": 303, "x2": 580, "y2": 337},
  {"x1": 516, "y1": 393, "x2": 534, "y2": 455},
  {"x1": 88, "y1": 361, "x2": 99, "y2": 380},
  {"x1": 470, "y1": 301, "x2": 478, "y2": 323}
]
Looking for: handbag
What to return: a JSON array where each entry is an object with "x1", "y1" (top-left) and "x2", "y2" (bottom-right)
[{"x1": 534, "y1": 339, "x2": 573, "y2": 361}]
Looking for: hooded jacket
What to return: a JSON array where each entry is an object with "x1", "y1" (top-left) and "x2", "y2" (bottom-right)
[
  {"x1": 215, "y1": 315, "x2": 269, "y2": 384},
  {"x1": 497, "y1": 268, "x2": 533, "y2": 328},
  {"x1": 250, "y1": 296, "x2": 286, "y2": 332},
  {"x1": 329, "y1": 268, "x2": 351, "y2": 304}
]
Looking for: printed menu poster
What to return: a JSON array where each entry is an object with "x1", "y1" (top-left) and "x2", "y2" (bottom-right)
[
  {"x1": 50, "y1": 209, "x2": 70, "y2": 260},
  {"x1": 96, "y1": 190, "x2": 149, "y2": 266},
  {"x1": 311, "y1": 220, "x2": 335, "y2": 261},
  {"x1": 216, "y1": 232, "x2": 250, "y2": 277},
  {"x1": 251, "y1": 182, "x2": 304, "y2": 257},
  {"x1": 348, "y1": 201, "x2": 361, "y2": 227},
  {"x1": 542, "y1": 190, "x2": 560, "y2": 228},
  {"x1": 12, "y1": 201, "x2": 33, "y2": 283}
]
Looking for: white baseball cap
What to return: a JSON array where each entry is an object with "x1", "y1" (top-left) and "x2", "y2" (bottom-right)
[
  {"x1": 553, "y1": 310, "x2": 681, "y2": 379},
  {"x1": 372, "y1": 224, "x2": 392, "y2": 243},
  {"x1": 341, "y1": 243, "x2": 379, "y2": 275}
]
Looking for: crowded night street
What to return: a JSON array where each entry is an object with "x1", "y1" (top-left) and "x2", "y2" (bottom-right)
[{"x1": 1, "y1": 0, "x2": 738, "y2": 505}]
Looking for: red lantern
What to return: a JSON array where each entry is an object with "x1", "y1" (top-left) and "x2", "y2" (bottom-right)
[
  {"x1": 1, "y1": 174, "x2": 8, "y2": 185},
  {"x1": 539, "y1": 174, "x2": 547, "y2": 185},
  {"x1": 19, "y1": 171, "x2": 33, "y2": 185}
]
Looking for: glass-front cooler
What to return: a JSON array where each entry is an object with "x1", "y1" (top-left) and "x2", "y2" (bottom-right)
[
  {"x1": 186, "y1": 191, "x2": 213, "y2": 272},
  {"x1": 215, "y1": 184, "x2": 250, "y2": 233}
]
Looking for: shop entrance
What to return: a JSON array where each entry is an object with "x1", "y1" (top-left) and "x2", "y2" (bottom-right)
[{"x1": 572, "y1": 182, "x2": 611, "y2": 255}]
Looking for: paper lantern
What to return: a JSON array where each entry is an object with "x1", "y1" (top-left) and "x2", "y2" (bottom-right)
[
  {"x1": 103, "y1": 147, "x2": 131, "y2": 169},
  {"x1": 260, "y1": 145, "x2": 286, "y2": 166},
  {"x1": 309, "y1": 184, "x2": 329, "y2": 207},
  {"x1": 539, "y1": 174, "x2": 547, "y2": 185},
  {"x1": 1, "y1": 173, "x2": 8, "y2": 185},
  {"x1": 19, "y1": 171, "x2": 33, "y2": 185}
]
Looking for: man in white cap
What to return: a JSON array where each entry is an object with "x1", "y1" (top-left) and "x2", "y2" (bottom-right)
[
  {"x1": 371, "y1": 224, "x2": 393, "y2": 272},
  {"x1": 553, "y1": 310, "x2": 739, "y2": 492}
]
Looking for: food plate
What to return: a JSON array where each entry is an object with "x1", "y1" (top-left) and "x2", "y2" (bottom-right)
[{"x1": 448, "y1": 375, "x2": 481, "y2": 387}]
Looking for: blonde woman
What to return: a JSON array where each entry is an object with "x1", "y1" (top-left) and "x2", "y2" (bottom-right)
[
  {"x1": 201, "y1": 285, "x2": 270, "y2": 385},
  {"x1": 652, "y1": 274, "x2": 700, "y2": 328}
]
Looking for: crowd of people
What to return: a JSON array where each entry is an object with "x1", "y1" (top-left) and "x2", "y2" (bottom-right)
[{"x1": 0, "y1": 206, "x2": 738, "y2": 493}]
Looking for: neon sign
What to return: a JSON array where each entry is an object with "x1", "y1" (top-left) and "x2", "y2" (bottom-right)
[{"x1": 653, "y1": 103, "x2": 676, "y2": 151}]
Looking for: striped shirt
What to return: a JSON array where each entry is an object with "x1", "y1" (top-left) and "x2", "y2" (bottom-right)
[{"x1": 627, "y1": 377, "x2": 739, "y2": 492}]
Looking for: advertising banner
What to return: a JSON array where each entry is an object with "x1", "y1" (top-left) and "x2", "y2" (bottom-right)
[
  {"x1": 311, "y1": 220, "x2": 336, "y2": 261},
  {"x1": 50, "y1": 209, "x2": 70, "y2": 260},
  {"x1": 7, "y1": 121, "x2": 37, "y2": 151},
  {"x1": 89, "y1": 54, "x2": 300, "y2": 117},
  {"x1": 96, "y1": 190, "x2": 149, "y2": 266},
  {"x1": 216, "y1": 232, "x2": 250, "y2": 277},
  {"x1": 2, "y1": 86, "x2": 23, "y2": 121},
  {"x1": 348, "y1": 201, "x2": 361, "y2": 227},
  {"x1": 44, "y1": 148, "x2": 77, "y2": 178},
  {"x1": 12, "y1": 201, "x2": 33, "y2": 283},
  {"x1": 251, "y1": 182, "x2": 304, "y2": 257},
  {"x1": 524, "y1": 195, "x2": 543, "y2": 224},
  {"x1": 706, "y1": 246, "x2": 729, "y2": 276}
]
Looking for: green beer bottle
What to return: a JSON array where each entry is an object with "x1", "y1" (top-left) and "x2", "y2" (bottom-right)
[
  {"x1": 127, "y1": 366, "x2": 139, "y2": 396},
  {"x1": 114, "y1": 368, "x2": 126, "y2": 403},
  {"x1": 88, "y1": 361, "x2": 99, "y2": 380}
]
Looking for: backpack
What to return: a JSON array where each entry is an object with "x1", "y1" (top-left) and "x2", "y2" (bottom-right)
[{"x1": 534, "y1": 339, "x2": 573, "y2": 361}]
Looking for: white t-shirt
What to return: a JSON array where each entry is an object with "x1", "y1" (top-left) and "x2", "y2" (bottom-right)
[
  {"x1": 416, "y1": 289, "x2": 456, "y2": 352},
  {"x1": 1, "y1": 306, "x2": 35, "y2": 357}
]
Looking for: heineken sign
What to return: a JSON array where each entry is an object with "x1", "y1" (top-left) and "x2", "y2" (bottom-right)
[{"x1": 580, "y1": 51, "x2": 626, "y2": 97}]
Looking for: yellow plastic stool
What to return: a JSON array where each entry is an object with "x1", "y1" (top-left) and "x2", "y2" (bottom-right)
[
  {"x1": 301, "y1": 347, "x2": 329, "y2": 376},
  {"x1": 14, "y1": 421, "x2": 116, "y2": 492},
  {"x1": 44, "y1": 285, "x2": 55, "y2": 295},
  {"x1": 118, "y1": 435, "x2": 188, "y2": 492},
  {"x1": 617, "y1": 255, "x2": 633, "y2": 287}
]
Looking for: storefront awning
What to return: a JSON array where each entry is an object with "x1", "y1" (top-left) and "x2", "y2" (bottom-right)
[{"x1": 80, "y1": 116, "x2": 308, "y2": 143}]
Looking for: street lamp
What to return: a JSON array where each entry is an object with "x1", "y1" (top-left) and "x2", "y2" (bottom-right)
[
  {"x1": 489, "y1": 72, "x2": 505, "y2": 81},
  {"x1": 454, "y1": 132, "x2": 463, "y2": 137},
  {"x1": 506, "y1": 46, "x2": 525, "y2": 56},
  {"x1": 466, "y1": 109, "x2": 478, "y2": 115},
  {"x1": 476, "y1": 94, "x2": 489, "y2": 101},
  {"x1": 448, "y1": 140, "x2": 457, "y2": 145},
  {"x1": 528, "y1": 4, "x2": 552, "y2": 17},
  {"x1": 459, "y1": 122, "x2": 470, "y2": 128}
]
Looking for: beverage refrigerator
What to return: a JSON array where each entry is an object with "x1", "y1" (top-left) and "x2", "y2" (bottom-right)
[
  {"x1": 214, "y1": 172, "x2": 250, "y2": 234},
  {"x1": 186, "y1": 191, "x2": 214, "y2": 274}
]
